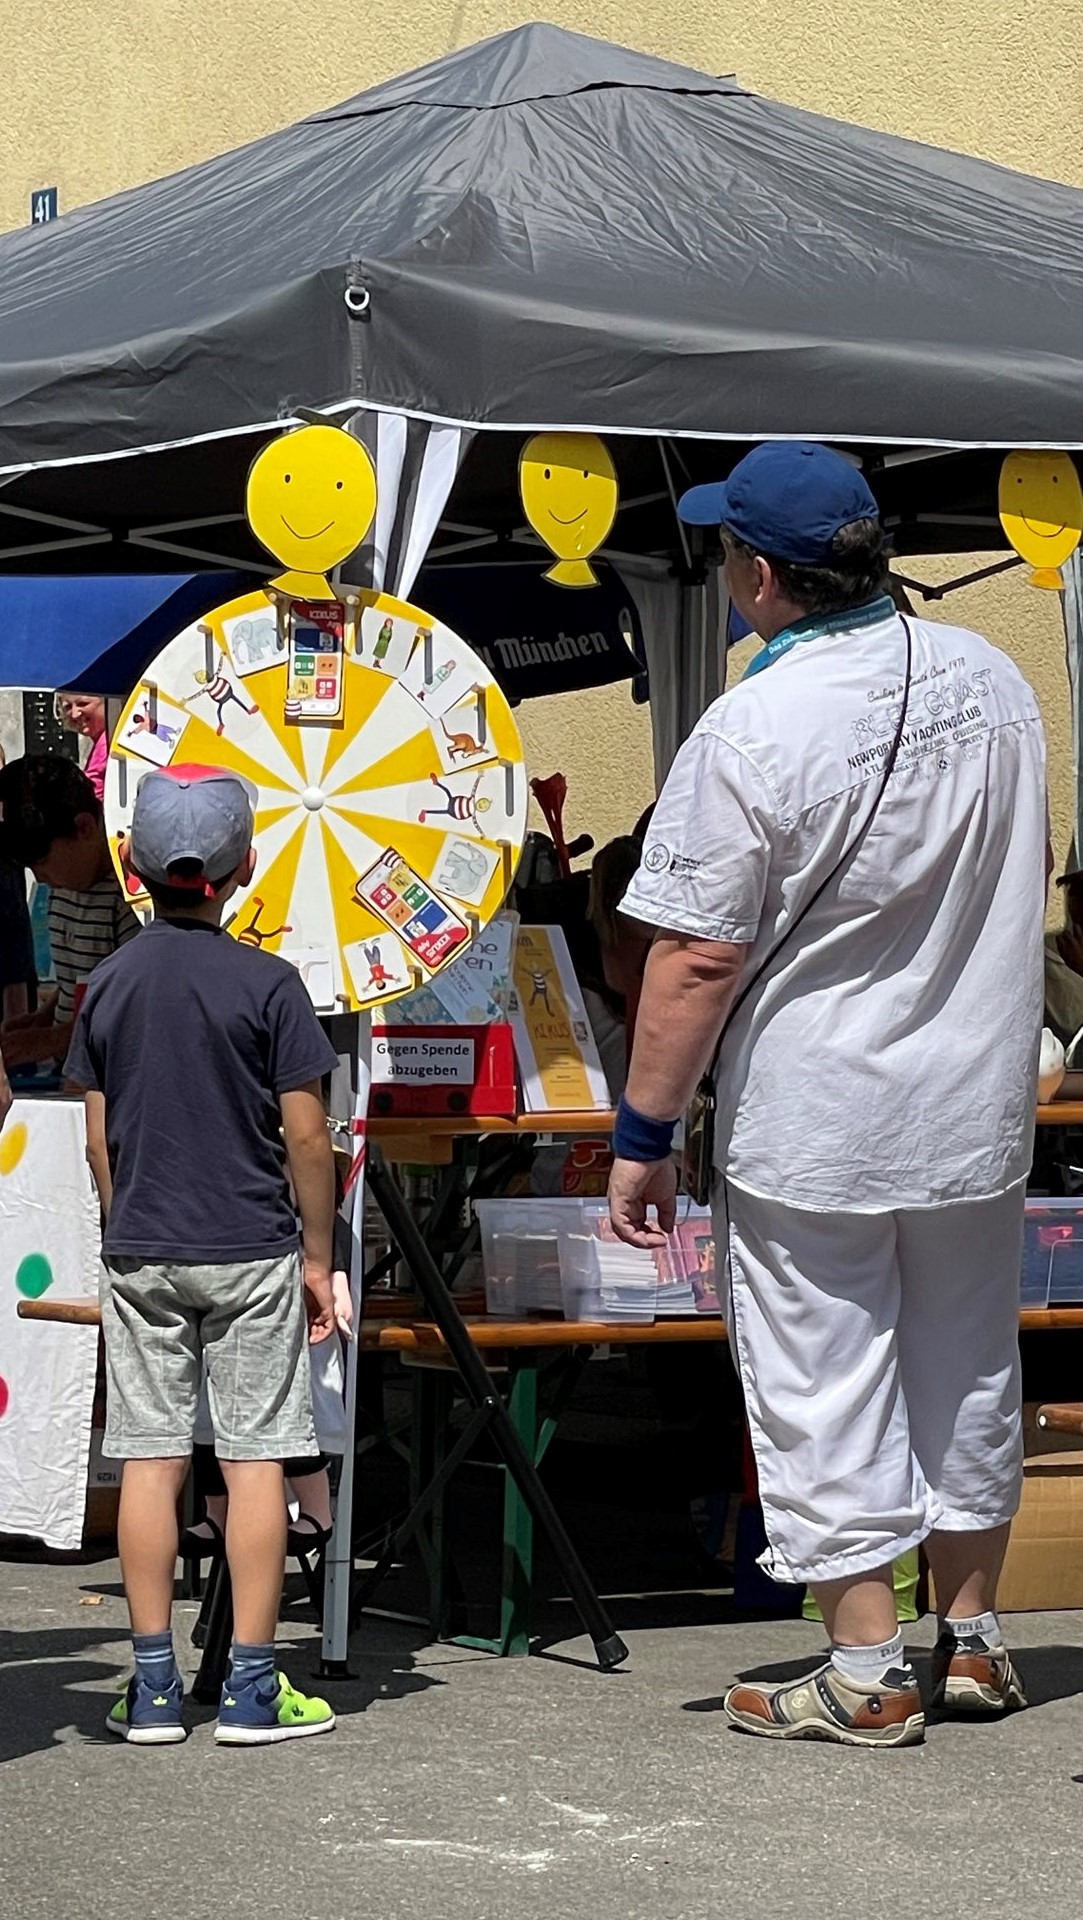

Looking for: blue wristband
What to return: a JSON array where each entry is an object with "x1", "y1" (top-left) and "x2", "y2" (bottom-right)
[{"x1": 613, "y1": 1094, "x2": 677, "y2": 1162}]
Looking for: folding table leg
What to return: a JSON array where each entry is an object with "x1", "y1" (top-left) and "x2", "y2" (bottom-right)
[
  {"x1": 366, "y1": 1147, "x2": 627, "y2": 1671},
  {"x1": 408, "y1": 1365, "x2": 454, "y2": 1637},
  {"x1": 499, "y1": 1358, "x2": 539, "y2": 1656}
]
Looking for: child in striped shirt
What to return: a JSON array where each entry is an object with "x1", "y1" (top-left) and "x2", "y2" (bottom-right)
[{"x1": 0, "y1": 755, "x2": 140, "y2": 1071}]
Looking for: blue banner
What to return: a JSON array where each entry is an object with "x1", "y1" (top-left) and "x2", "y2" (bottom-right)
[{"x1": 413, "y1": 561, "x2": 644, "y2": 704}]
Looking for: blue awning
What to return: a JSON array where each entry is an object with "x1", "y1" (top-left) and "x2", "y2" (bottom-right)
[{"x1": 0, "y1": 573, "x2": 256, "y2": 695}]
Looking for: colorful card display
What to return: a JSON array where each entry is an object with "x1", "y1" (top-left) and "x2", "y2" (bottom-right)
[
  {"x1": 353, "y1": 847, "x2": 471, "y2": 971},
  {"x1": 103, "y1": 584, "x2": 527, "y2": 1012},
  {"x1": 285, "y1": 600, "x2": 346, "y2": 721}
]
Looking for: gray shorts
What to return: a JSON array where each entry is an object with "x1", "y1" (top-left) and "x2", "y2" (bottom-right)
[{"x1": 100, "y1": 1251, "x2": 317, "y2": 1462}]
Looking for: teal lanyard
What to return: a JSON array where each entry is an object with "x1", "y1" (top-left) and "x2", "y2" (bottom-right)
[{"x1": 742, "y1": 594, "x2": 897, "y2": 678}]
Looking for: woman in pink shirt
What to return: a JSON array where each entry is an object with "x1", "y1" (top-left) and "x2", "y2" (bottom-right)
[{"x1": 58, "y1": 692, "x2": 109, "y2": 800}]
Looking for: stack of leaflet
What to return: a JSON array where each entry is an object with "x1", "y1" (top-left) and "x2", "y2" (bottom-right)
[
  {"x1": 1021, "y1": 1199, "x2": 1083, "y2": 1305},
  {"x1": 558, "y1": 1202, "x2": 721, "y2": 1324},
  {"x1": 653, "y1": 1263, "x2": 697, "y2": 1317},
  {"x1": 558, "y1": 1207, "x2": 658, "y2": 1324},
  {"x1": 584, "y1": 1232, "x2": 660, "y2": 1324}
]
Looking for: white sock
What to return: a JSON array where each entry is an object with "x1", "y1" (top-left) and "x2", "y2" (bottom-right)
[
  {"x1": 941, "y1": 1609, "x2": 1002, "y2": 1649},
  {"x1": 831, "y1": 1630, "x2": 907, "y2": 1685}
]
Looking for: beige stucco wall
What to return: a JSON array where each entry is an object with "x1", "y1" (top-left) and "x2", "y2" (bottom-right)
[{"x1": 1, "y1": 1, "x2": 1078, "y2": 863}]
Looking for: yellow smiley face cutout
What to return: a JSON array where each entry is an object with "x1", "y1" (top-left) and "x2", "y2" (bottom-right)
[
  {"x1": 246, "y1": 424, "x2": 378, "y2": 600},
  {"x1": 998, "y1": 450, "x2": 1083, "y2": 590},
  {"x1": 519, "y1": 432, "x2": 618, "y2": 588}
]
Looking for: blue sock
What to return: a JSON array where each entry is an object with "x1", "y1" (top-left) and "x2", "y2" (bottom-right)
[
  {"x1": 132, "y1": 1630, "x2": 177, "y2": 1689},
  {"x1": 228, "y1": 1641, "x2": 276, "y2": 1690}
]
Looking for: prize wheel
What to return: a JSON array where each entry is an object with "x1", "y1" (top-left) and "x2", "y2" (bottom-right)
[{"x1": 104, "y1": 588, "x2": 528, "y2": 1013}]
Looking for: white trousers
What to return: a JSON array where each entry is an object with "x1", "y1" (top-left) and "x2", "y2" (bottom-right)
[{"x1": 717, "y1": 1180, "x2": 1026, "y2": 1586}]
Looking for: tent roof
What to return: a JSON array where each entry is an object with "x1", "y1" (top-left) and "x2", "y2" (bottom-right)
[
  {"x1": 0, "y1": 23, "x2": 1081, "y2": 571},
  {"x1": 6, "y1": 22, "x2": 1083, "y2": 460},
  {"x1": 312, "y1": 24, "x2": 735, "y2": 113}
]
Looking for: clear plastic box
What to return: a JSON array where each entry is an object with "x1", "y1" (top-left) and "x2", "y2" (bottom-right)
[
  {"x1": 1021, "y1": 1199, "x2": 1083, "y2": 1307},
  {"x1": 474, "y1": 1198, "x2": 584, "y2": 1317}
]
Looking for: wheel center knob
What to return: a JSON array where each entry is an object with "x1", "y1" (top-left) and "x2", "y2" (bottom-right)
[{"x1": 301, "y1": 785, "x2": 326, "y2": 812}]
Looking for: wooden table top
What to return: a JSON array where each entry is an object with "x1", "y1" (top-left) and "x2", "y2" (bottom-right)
[
  {"x1": 365, "y1": 1315, "x2": 726, "y2": 1351},
  {"x1": 13, "y1": 1293, "x2": 485, "y2": 1330}
]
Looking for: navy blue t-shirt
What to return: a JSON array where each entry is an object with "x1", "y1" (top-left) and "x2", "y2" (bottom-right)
[{"x1": 66, "y1": 918, "x2": 339, "y2": 1263}]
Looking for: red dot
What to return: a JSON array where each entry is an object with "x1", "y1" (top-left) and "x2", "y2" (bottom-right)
[{"x1": 0, "y1": 1376, "x2": 9, "y2": 1419}]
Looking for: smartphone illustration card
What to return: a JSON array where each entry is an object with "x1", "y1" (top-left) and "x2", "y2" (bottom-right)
[
  {"x1": 285, "y1": 601, "x2": 345, "y2": 721},
  {"x1": 354, "y1": 848, "x2": 471, "y2": 971}
]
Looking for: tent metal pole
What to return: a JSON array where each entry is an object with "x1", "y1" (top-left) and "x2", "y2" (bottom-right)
[
  {"x1": 318, "y1": 1011, "x2": 371, "y2": 1678},
  {"x1": 657, "y1": 437, "x2": 693, "y2": 573}
]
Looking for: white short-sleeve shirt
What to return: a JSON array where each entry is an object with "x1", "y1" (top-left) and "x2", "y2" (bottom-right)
[{"x1": 622, "y1": 609, "x2": 1047, "y2": 1211}]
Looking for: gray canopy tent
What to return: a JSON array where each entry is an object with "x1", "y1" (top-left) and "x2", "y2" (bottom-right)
[
  {"x1": 7, "y1": 22, "x2": 1083, "y2": 1665},
  {"x1": 3, "y1": 23, "x2": 1083, "y2": 767},
  {"x1": 4, "y1": 22, "x2": 1083, "y2": 470}
]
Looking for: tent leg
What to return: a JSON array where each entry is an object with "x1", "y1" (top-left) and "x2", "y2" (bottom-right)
[{"x1": 317, "y1": 1013, "x2": 370, "y2": 1680}]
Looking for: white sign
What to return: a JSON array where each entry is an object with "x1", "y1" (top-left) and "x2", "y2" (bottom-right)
[
  {"x1": 0, "y1": 1098, "x2": 100, "y2": 1549},
  {"x1": 372, "y1": 1034, "x2": 476, "y2": 1085}
]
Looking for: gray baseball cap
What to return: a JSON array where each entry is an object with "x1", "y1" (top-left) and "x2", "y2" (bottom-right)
[{"x1": 129, "y1": 763, "x2": 256, "y2": 895}]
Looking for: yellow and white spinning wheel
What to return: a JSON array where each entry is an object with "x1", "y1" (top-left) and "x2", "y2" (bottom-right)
[{"x1": 105, "y1": 587, "x2": 528, "y2": 1013}]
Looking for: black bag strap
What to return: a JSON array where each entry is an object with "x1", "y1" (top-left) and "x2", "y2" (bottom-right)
[{"x1": 696, "y1": 614, "x2": 914, "y2": 1090}]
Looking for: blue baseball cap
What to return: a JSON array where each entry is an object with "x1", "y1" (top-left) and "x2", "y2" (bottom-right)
[{"x1": 678, "y1": 442, "x2": 880, "y2": 565}]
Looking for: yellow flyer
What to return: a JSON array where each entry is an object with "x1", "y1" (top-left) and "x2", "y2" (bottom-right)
[{"x1": 509, "y1": 924, "x2": 610, "y2": 1113}]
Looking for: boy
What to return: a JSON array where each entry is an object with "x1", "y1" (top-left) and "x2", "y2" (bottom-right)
[
  {"x1": 0, "y1": 754, "x2": 140, "y2": 1070},
  {"x1": 66, "y1": 763, "x2": 340, "y2": 1746}
]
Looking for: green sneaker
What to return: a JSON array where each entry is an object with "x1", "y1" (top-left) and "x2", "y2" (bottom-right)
[
  {"x1": 214, "y1": 1670, "x2": 336, "y2": 1746},
  {"x1": 105, "y1": 1673, "x2": 187, "y2": 1745}
]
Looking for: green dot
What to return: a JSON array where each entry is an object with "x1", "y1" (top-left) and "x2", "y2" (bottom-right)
[{"x1": 16, "y1": 1253, "x2": 53, "y2": 1300}]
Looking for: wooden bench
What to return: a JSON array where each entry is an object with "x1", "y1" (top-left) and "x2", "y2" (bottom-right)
[
  {"x1": 22, "y1": 1298, "x2": 1083, "y2": 1657},
  {"x1": 17, "y1": 1297, "x2": 729, "y2": 1643},
  {"x1": 1037, "y1": 1404, "x2": 1083, "y2": 1437}
]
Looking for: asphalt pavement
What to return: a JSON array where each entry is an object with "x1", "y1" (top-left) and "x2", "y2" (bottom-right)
[{"x1": 3, "y1": 1555, "x2": 1083, "y2": 1920}]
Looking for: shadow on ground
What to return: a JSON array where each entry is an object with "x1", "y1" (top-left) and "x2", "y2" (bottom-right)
[{"x1": 0, "y1": 1614, "x2": 442, "y2": 1766}]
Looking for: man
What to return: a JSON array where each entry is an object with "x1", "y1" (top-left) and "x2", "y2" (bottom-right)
[
  {"x1": 0, "y1": 755, "x2": 140, "y2": 1071},
  {"x1": 608, "y1": 442, "x2": 1046, "y2": 1749}
]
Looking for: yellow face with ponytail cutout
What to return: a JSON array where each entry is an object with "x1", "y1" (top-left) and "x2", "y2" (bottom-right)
[
  {"x1": 246, "y1": 424, "x2": 377, "y2": 600},
  {"x1": 998, "y1": 451, "x2": 1083, "y2": 590},
  {"x1": 519, "y1": 432, "x2": 618, "y2": 588}
]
